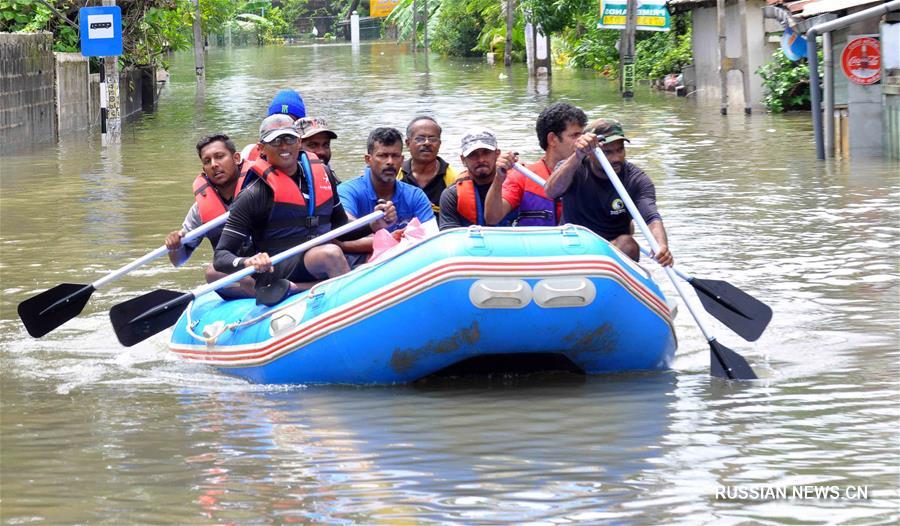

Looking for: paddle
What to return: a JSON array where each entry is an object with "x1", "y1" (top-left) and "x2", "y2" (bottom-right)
[
  {"x1": 18, "y1": 213, "x2": 230, "y2": 338},
  {"x1": 109, "y1": 210, "x2": 385, "y2": 347},
  {"x1": 637, "y1": 247, "x2": 771, "y2": 341},
  {"x1": 514, "y1": 161, "x2": 771, "y2": 340},
  {"x1": 586, "y1": 147, "x2": 756, "y2": 379}
]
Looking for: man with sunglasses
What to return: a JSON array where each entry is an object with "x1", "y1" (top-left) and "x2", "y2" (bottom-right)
[
  {"x1": 397, "y1": 116, "x2": 458, "y2": 221},
  {"x1": 213, "y1": 115, "x2": 397, "y2": 305},
  {"x1": 544, "y1": 118, "x2": 673, "y2": 267}
]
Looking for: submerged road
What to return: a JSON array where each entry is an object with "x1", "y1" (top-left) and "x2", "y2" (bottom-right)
[{"x1": 1, "y1": 42, "x2": 898, "y2": 524}]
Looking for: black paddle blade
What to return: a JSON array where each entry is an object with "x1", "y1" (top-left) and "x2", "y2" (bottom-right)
[
  {"x1": 18, "y1": 283, "x2": 95, "y2": 338},
  {"x1": 691, "y1": 278, "x2": 773, "y2": 342},
  {"x1": 109, "y1": 289, "x2": 193, "y2": 347},
  {"x1": 709, "y1": 339, "x2": 758, "y2": 380}
]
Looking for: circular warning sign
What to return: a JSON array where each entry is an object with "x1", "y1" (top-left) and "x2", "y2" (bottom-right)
[{"x1": 841, "y1": 37, "x2": 881, "y2": 85}]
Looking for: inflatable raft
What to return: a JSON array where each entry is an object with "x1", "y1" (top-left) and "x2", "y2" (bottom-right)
[{"x1": 169, "y1": 225, "x2": 678, "y2": 384}]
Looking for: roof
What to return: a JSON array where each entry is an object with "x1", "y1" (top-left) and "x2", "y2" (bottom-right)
[{"x1": 670, "y1": 0, "x2": 884, "y2": 17}]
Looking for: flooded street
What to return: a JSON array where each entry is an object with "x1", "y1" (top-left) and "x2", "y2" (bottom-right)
[{"x1": 2, "y1": 43, "x2": 898, "y2": 524}]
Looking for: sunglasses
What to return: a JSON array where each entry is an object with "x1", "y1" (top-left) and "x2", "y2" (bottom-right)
[{"x1": 265, "y1": 135, "x2": 299, "y2": 147}]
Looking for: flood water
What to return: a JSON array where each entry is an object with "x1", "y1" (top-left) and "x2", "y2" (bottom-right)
[{"x1": 2, "y1": 43, "x2": 898, "y2": 524}]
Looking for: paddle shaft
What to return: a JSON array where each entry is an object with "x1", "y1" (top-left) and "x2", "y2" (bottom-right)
[
  {"x1": 92, "y1": 213, "x2": 230, "y2": 289},
  {"x1": 587, "y1": 148, "x2": 717, "y2": 342},
  {"x1": 189, "y1": 210, "x2": 384, "y2": 299},
  {"x1": 638, "y1": 246, "x2": 691, "y2": 281},
  {"x1": 517, "y1": 161, "x2": 701, "y2": 286}
]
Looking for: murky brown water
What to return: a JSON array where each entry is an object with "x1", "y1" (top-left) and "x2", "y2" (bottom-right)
[{"x1": 2, "y1": 43, "x2": 898, "y2": 524}]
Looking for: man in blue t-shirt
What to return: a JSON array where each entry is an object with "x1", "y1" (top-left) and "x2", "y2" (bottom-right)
[{"x1": 338, "y1": 128, "x2": 437, "y2": 245}]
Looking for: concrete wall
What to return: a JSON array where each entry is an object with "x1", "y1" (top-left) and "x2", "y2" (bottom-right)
[
  {"x1": 2, "y1": 33, "x2": 159, "y2": 154},
  {"x1": 690, "y1": 1, "x2": 779, "y2": 110},
  {"x1": 1, "y1": 32, "x2": 56, "y2": 153},
  {"x1": 54, "y1": 52, "x2": 92, "y2": 135}
]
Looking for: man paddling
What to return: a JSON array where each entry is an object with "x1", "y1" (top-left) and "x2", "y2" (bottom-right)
[
  {"x1": 544, "y1": 118, "x2": 673, "y2": 266},
  {"x1": 439, "y1": 129, "x2": 518, "y2": 229},
  {"x1": 213, "y1": 115, "x2": 397, "y2": 305},
  {"x1": 165, "y1": 134, "x2": 255, "y2": 298},
  {"x1": 397, "y1": 116, "x2": 459, "y2": 221},
  {"x1": 484, "y1": 102, "x2": 587, "y2": 226}
]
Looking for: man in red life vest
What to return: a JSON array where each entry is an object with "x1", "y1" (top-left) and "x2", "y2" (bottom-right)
[
  {"x1": 165, "y1": 134, "x2": 255, "y2": 298},
  {"x1": 544, "y1": 118, "x2": 673, "y2": 266},
  {"x1": 484, "y1": 102, "x2": 588, "y2": 226},
  {"x1": 213, "y1": 115, "x2": 397, "y2": 305},
  {"x1": 438, "y1": 129, "x2": 518, "y2": 229}
]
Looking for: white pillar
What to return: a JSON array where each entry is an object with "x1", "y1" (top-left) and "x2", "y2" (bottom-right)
[{"x1": 350, "y1": 11, "x2": 360, "y2": 45}]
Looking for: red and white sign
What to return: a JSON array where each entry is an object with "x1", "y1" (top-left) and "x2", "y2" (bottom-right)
[{"x1": 841, "y1": 37, "x2": 881, "y2": 85}]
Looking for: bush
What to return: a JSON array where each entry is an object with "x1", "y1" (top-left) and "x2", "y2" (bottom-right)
[
  {"x1": 634, "y1": 28, "x2": 692, "y2": 79},
  {"x1": 431, "y1": 0, "x2": 485, "y2": 57},
  {"x1": 756, "y1": 49, "x2": 819, "y2": 112}
]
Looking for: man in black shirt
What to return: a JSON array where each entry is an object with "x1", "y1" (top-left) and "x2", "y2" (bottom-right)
[
  {"x1": 545, "y1": 118, "x2": 673, "y2": 266},
  {"x1": 214, "y1": 115, "x2": 396, "y2": 302}
]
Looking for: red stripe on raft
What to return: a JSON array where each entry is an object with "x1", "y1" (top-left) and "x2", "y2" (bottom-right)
[{"x1": 171, "y1": 258, "x2": 670, "y2": 364}]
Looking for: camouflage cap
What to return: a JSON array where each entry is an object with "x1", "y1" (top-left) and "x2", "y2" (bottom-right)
[
  {"x1": 587, "y1": 118, "x2": 630, "y2": 143},
  {"x1": 460, "y1": 128, "x2": 499, "y2": 157},
  {"x1": 296, "y1": 116, "x2": 338, "y2": 140}
]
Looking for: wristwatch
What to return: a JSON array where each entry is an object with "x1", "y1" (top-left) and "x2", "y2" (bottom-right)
[{"x1": 233, "y1": 257, "x2": 245, "y2": 268}]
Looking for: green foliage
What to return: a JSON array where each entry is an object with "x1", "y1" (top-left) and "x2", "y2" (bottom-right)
[
  {"x1": 0, "y1": 0, "x2": 78, "y2": 52},
  {"x1": 565, "y1": 26, "x2": 620, "y2": 73},
  {"x1": 756, "y1": 49, "x2": 817, "y2": 113},
  {"x1": 390, "y1": 0, "x2": 525, "y2": 60},
  {"x1": 634, "y1": 25, "x2": 692, "y2": 79},
  {"x1": 429, "y1": 0, "x2": 482, "y2": 56}
]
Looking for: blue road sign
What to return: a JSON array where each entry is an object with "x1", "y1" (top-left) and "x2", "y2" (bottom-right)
[{"x1": 80, "y1": 6, "x2": 122, "y2": 57}]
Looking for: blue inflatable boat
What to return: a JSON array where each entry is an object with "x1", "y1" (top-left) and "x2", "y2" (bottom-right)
[{"x1": 168, "y1": 226, "x2": 678, "y2": 384}]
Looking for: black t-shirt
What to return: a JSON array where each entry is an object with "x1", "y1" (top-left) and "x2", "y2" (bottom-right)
[
  {"x1": 560, "y1": 159, "x2": 661, "y2": 241},
  {"x1": 399, "y1": 157, "x2": 453, "y2": 217},
  {"x1": 213, "y1": 165, "x2": 367, "y2": 273}
]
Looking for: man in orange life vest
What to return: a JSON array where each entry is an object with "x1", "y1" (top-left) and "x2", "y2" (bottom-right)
[
  {"x1": 213, "y1": 115, "x2": 397, "y2": 305},
  {"x1": 484, "y1": 102, "x2": 588, "y2": 226},
  {"x1": 165, "y1": 134, "x2": 255, "y2": 299},
  {"x1": 438, "y1": 129, "x2": 518, "y2": 230}
]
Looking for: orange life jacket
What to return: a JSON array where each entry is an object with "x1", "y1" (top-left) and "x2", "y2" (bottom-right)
[
  {"x1": 192, "y1": 172, "x2": 246, "y2": 223},
  {"x1": 456, "y1": 177, "x2": 517, "y2": 227}
]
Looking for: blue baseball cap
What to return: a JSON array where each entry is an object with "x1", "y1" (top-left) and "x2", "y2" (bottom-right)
[{"x1": 267, "y1": 89, "x2": 306, "y2": 119}]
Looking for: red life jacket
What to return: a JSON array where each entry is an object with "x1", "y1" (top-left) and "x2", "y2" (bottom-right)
[
  {"x1": 192, "y1": 172, "x2": 246, "y2": 223},
  {"x1": 513, "y1": 159, "x2": 562, "y2": 226},
  {"x1": 243, "y1": 152, "x2": 335, "y2": 252}
]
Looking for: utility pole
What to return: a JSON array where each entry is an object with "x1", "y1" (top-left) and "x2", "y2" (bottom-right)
[
  {"x1": 423, "y1": 0, "x2": 429, "y2": 51},
  {"x1": 100, "y1": 0, "x2": 120, "y2": 144},
  {"x1": 192, "y1": 0, "x2": 205, "y2": 80},
  {"x1": 505, "y1": 0, "x2": 514, "y2": 66},
  {"x1": 620, "y1": 0, "x2": 637, "y2": 98},
  {"x1": 412, "y1": 0, "x2": 419, "y2": 52}
]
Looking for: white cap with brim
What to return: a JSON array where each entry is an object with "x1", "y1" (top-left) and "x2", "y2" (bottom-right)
[{"x1": 259, "y1": 114, "x2": 301, "y2": 143}]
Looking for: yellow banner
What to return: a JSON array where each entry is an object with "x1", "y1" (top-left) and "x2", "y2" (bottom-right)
[{"x1": 370, "y1": 0, "x2": 401, "y2": 18}]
